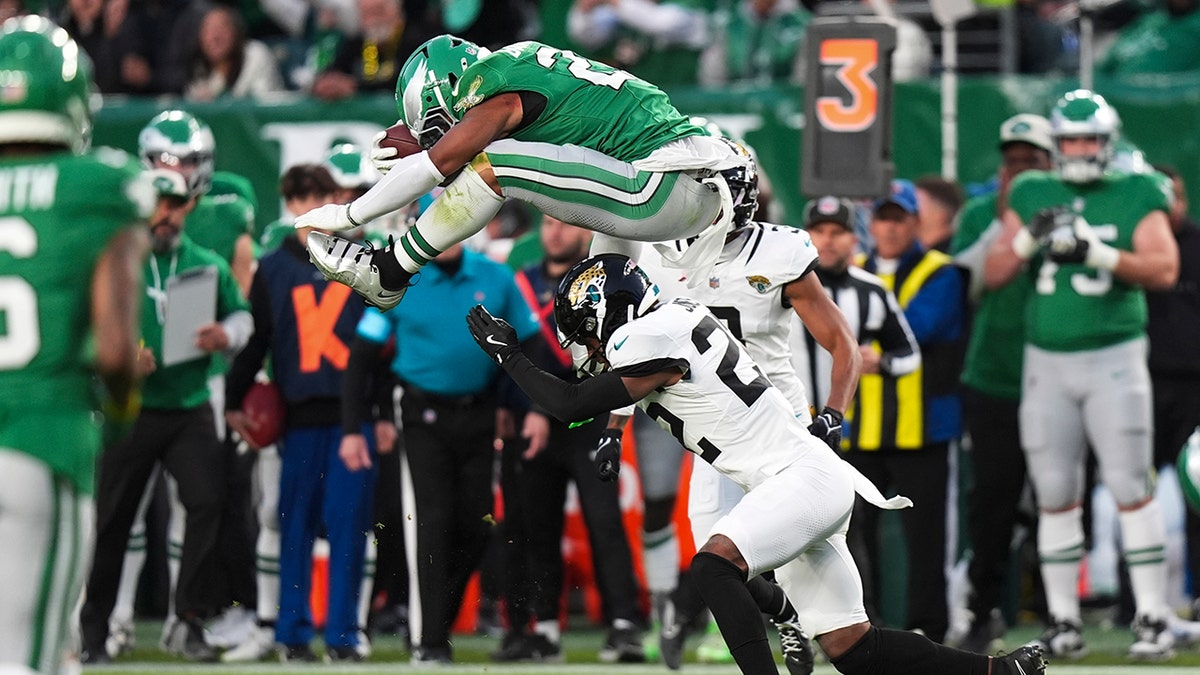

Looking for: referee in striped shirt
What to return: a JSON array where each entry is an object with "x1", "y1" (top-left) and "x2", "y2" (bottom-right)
[{"x1": 790, "y1": 196, "x2": 921, "y2": 411}]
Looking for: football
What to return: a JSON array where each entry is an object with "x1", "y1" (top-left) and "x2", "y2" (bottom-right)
[
  {"x1": 240, "y1": 381, "x2": 285, "y2": 448},
  {"x1": 378, "y1": 121, "x2": 422, "y2": 159}
]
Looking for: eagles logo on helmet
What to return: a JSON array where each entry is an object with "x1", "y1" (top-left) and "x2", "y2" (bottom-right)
[
  {"x1": 1049, "y1": 89, "x2": 1120, "y2": 184},
  {"x1": 138, "y1": 110, "x2": 216, "y2": 198},
  {"x1": 396, "y1": 35, "x2": 491, "y2": 150}
]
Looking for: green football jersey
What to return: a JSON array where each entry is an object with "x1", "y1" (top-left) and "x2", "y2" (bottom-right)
[
  {"x1": 140, "y1": 234, "x2": 249, "y2": 410},
  {"x1": 452, "y1": 41, "x2": 704, "y2": 162},
  {"x1": 186, "y1": 190, "x2": 255, "y2": 265},
  {"x1": 1008, "y1": 170, "x2": 1171, "y2": 352},
  {"x1": 0, "y1": 148, "x2": 152, "y2": 494},
  {"x1": 950, "y1": 193, "x2": 1031, "y2": 399}
]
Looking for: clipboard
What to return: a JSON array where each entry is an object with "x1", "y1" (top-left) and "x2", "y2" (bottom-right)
[{"x1": 161, "y1": 265, "x2": 218, "y2": 367}]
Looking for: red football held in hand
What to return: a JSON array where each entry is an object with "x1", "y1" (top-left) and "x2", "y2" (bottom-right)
[
  {"x1": 379, "y1": 121, "x2": 422, "y2": 158},
  {"x1": 241, "y1": 381, "x2": 285, "y2": 448}
]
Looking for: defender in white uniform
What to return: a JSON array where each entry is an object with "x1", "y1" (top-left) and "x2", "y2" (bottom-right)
[{"x1": 465, "y1": 254, "x2": 1046, "y2": 675}]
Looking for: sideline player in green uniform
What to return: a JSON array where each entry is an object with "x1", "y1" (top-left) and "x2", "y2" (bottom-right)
[
  {"x1": 0, "y1": 16, "x2": 153, "y2": 674},
  {"x1": 298, "y1": 34, "x2": 755, "y2": 310},
  {"x1": 984, "y1": 89, "x2": 1180, "y2": 660}
]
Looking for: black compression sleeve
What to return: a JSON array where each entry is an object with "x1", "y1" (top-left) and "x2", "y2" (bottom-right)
[
  {"x1": 342, "y1": 337, "x2": 383, "y2": 434},
  {"x1": 501, "y1": 351, "x2": 635, "y2": 422}
]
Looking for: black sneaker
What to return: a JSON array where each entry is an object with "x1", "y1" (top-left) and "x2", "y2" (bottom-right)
[
  {"x1": 490, "y1": 631, "x2": 562, "y2": 662},
  {"x1": 961, "y1": 608, "x2": 1006, "y2": 654},
  {"x1": 80, "y1": 647, "x2": 112, "y2": 665},
  {"x1": 659, "y1": 596, "x2": 688, "y2": 671},
  {"x1": 325, "y1": 645, "x2": 365, "y2": 663},
  {"x1": 1028, "y1": 617, "x2": 1086, "y2": 659},
  {"x1": 411, "y1": 644, "x2": 453, "y2": 665},
  {"x1": 599, "y1": 619, "x2": 646, "y2": 663},
  {"x1": 993, "y1": 645, "x2": 1047, "y2": 675},
  {"x1": 774, "y1": 619, "x2": 815, "y2": 675},
  {"x1": 279, "y1": 644, "x2": 317, "y2": 662},
  {"x1": 163, "y1": 617, "x2": 218, "y2": 662}
]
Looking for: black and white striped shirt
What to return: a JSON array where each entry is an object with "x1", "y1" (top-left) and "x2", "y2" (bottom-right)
[{"x1": 789, "y1": 266, "x2": 921, "y2": 409}]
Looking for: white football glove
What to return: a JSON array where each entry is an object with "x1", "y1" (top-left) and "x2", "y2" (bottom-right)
[
  {"x1": 294, "y1": 203, "x2": 355, "y2": 231},
  {"x1": 370, "y1": 130, "x2": 400, "y2": 175}
]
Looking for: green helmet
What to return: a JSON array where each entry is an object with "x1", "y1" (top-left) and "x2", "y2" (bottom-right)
[
  {"x1": 138, "y1": 110, "x2": 215, "y2": 198},
  {"x1": 395, "y1": 34, "x2": 490, "y2": 149},
  {"x1": 0, "y1": 16, "x2": 94, "y2": 153},
  {"x1": 1049, "y1": 89, "x2": 1120, "y2": 183},
  {"x1": 324, "y1": 143, "x2": 378, "y2": 191}
]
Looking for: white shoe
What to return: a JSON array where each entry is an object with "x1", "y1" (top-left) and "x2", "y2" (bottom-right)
[
  {"x1": 106, "y1": 620, "x2": 135, "y2": 657},
  {"x1": 1028, "y1": 618, "x2": 1087, "y2": 659},
  {"x1": 355, "y1": 629, "x2": 373, "y2": 659},
  {"x1": 1129, "y1": 614, "x2": 1175, "y2": 661},
  {"x1": 222, "y1": 623, "x2": 276, "y2": 662},
  {"x1": 206, "y1": 606, "x2": 254, "y2": 648},
  {"x1": 1167, "y1": 613, "x2": 1200, "y2": 647},
  {"x1": 305, "y1": 232, "x2": 409, "y2": 311}
]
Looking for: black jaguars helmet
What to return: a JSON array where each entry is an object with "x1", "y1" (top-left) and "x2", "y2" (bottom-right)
[{"x1": 554, "y1": 254, "x2": 659, "y2": 374}]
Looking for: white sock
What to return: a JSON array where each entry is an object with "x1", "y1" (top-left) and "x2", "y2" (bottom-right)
[
  {"x1": 113, "y1": 531, "x2": 146, "y2": 626},
  {"x1": 535, "y1": 620, "x2": 561, "y2": 643},
  {"x1": 642, "y1": 524, "x2": 679, "y2": 597},
  {"x1": 1119, "y1": 499, "x2": 1170, "y2": 620},
  {"x1": 358, "y1": 534, "x2": 377, "y2": 628},
  {"x1": 1038, "y1": 506, "x2": 1084, "y2": 623},
  {"x1": 392, "y1": 164, "x2": 503, "y2": 273},
  {"x1": 256, "y1": 526, "x2": 280, "y2": 622}
]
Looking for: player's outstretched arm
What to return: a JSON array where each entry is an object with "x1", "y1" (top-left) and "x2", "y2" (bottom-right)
[
  {"x1": 466, "y1": 305, "x2": 680, "y2": 422},
  {"x1": 785, "y1": 272, "x2": 861, "y2": 415},
  {"x1": 92, "y1": 225, "x2": 150, "y2": 408}
]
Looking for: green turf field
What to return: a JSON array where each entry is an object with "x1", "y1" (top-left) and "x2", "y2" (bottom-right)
[{"x1": 81, "y1": 618, "x2": 1200, "y2": 674}]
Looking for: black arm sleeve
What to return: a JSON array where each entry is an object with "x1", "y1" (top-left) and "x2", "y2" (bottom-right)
[
  {"x1": 501, "y1": 351, "x2": 636, "y2": 423},
  {"x1": 342, "y1": 336, "x2": 385, "y2": 435},
  {"x1": 225, "y1": 270, "x2": 272, "y2": 411}
]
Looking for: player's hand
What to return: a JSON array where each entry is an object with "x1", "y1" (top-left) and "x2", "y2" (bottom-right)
[
  {"x1": 466, "y1": 305, "x2": 519, "y2": 365},
  {"x1": 225, "y1": 410, "x2": 263, "y2": 450},
  {"x1": 1028, "y1": 206, "x2": 1075, "y2": 241},
  {"x1": 808, "y1": 406, "x2": 844, "y2": 451},
  {"x1": 371, "y1": 130, "x2": 400, "y2": 174},
  {"x1": 295, "y1": 203, "x2": 354, "y2": 231},
  {"x1": 591, "y1": 428, "x2": 622, "y2": 482},
  {"x1": 339, "y1": 433, "x2": 373, "y2": 471},
  {"x1": 1044, "y1": 214, "x2": 1119, "y2": 270}
]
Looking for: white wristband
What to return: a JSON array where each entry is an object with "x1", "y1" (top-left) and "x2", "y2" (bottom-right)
[
  {"x1": 1085, "y1": 240, "x2": 1120, "y2": 271},
  {"x1": 1012, "y1": 227, "x2": 1039, "y2": 260}
]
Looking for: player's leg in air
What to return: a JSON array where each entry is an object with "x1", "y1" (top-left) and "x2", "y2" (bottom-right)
[{"x1": 304, "y1": 137, "x2": 744, "y2": 310}]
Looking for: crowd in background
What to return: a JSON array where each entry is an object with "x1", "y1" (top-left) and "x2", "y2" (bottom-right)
[{"x1": 0, "y1": 0, "x2": 1197, "y2": 102}]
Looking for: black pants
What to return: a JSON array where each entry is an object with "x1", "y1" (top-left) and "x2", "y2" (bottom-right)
[
  {"x1": 846, "y1": 444, "x2": 950, "y2": 642},
  {"x1": 1152, "y1": 376, "x2": 1200, "y2": 596},
  {"x1": 962, "y1": 386, "x2": 1031, "y2": 620},
  {"x1": 400, "y1": 389, "x2": 495, "y2": 651},
  {"x1": 371, "y1": 448, "x2": 409, "y2": 617},
  {"x1": 81, "y1": 406, "x2": 228, "y2": 650},
  {"x1": 515, "y1": 417, "x2": 642, "y2": 625},
  {"x1": 215, "y1": 436, "x2": 257, "y2": 609}
]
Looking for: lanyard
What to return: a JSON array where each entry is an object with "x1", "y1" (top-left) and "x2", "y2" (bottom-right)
[{"x1": 147, "y1": 252, "x2": 179, "y2": 325}]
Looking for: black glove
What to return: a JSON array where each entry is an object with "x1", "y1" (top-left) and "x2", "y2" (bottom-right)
[
  {"x1": 591, "y1": 428, "x2": 622, "y2": 482},
  {"x1": 1027, "y1": 206, "x2": 1076, "y2": 241},
  {"x1": 1045, "y1": 224, "x2": 1089, "y2": 264},
  {"x1": 808, "y1": 406, "x2": 844, "y2": 451},
  {"x1": 465, "y1": 305, "x2": 519, "y2": 365}
]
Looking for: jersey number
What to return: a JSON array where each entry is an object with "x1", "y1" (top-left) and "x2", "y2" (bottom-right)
[
  {"x1": 534, "y1": 46, "x2": 634, "y2": 90},
  {"x1": 0, "y1": 217, "x2": 40, "y2": 369},
  {"x1": 644, "y1": 308, "x2": 769, "y2": 464},
  {"x1": 1035, "y1": 224, "x2": 1117, "y2": 296}
]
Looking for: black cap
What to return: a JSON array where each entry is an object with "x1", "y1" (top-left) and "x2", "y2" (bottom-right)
[{"x1": 802, "y1": 196, "x2": 855, "y2": 231}]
